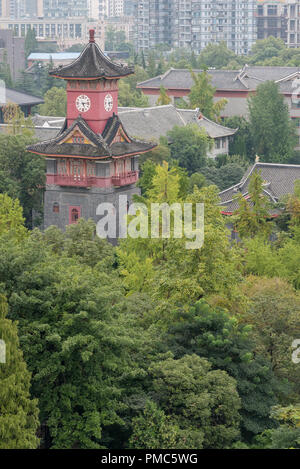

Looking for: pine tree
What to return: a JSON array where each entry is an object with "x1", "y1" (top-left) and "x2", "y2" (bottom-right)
[{"x1": 0, "y1": 295, "x2": 39, "y2": 449}]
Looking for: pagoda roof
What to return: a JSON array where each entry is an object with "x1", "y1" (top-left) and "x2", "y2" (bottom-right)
[
  {"x1": 49, "y1": 30, "x2": 134, "y2": 80},
  {"x1": 27, "y1": 115, "x2": 156, "y2": 159}
]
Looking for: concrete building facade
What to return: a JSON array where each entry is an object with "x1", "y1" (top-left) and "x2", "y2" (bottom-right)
[
  {"x1": 257, "y1": 0, "x2": 288, "y2": 41},
  {"x1": 287, "y1": 0, "x2": 300, "y2": 47},
  {"x1": 135, "y1": 0, "x2": 257, "y2": 55},
  {"x1": 0, "y1": 29, "x2": 25, "y2": 81}
]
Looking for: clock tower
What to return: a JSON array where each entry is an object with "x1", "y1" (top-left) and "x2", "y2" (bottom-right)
[
  {"x1": 27, "y1": 30, "x2": 156, "y2": 233},
  {"x1": 50, "y1": 29, "x2": 132, "y2": 134}
]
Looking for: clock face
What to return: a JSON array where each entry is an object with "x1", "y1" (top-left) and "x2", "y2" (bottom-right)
[
  {"x1": 76, "y1": 94, "x2": 91, "y2": 113},
  {"x1": 104, "y1": 93, "x2": 113, "y2": 112}
]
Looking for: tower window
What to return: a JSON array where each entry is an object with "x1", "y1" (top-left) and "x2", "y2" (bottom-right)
[
  {"x1": 53, "y1": 202, "x2": 59, "y2": 213},
  {"x1": 69, "y1": 206, "x2": 81, "y2": 224}
]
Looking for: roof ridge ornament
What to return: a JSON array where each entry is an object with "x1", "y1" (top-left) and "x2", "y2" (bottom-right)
[{"x1": 89, "y1": 29, "x2": 95, "y2": 44}]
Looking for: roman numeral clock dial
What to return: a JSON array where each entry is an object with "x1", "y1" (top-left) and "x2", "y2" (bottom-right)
[{"x1": 76, "y1": 94, "x2": 91, "y2": 113}]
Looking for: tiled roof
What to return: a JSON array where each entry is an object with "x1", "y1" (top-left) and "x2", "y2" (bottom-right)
[
  {"x1": 31, "y1": 106, "x2": 237, "y2": 144},
  {"x1": 28, "y1": 52, "x2": 81, "y2": 61},
  {"x1": 49, "y1": 38, "x2": 134, "y2": 80},
  {"x1": 27, "y1": 114, "x2": 156, "y2": 159},
  {"x1": 137, "y1": 65, "x2": 300, "y2": 94},
  {"x1": 219, "y1": 162, "x2": 300, "y2": 214},
  {"x1": 0, "y1": 88, "x2": 44, "y2": 106},
  {"x1": 118, "y1": 105, "x2": 237, "y2": 141}
]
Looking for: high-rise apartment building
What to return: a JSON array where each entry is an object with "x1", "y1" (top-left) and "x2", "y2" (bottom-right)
[
  {"x1": 136, "y1": 1, "x2": 173, "y2": 50},
  {"x1": 257, "y1": 1, "x2": 287, "y2": 41},
  {"x1": 287, "y1": 0, "x2": 300, "y2": 47},
  {"x1": 108, "y1": 0, "x2": 124, "y2": 16},
  {"x1": 136, "y1": 0, "x2": 257, "y2": 55},
  {"x1": 41, "y1": 0, "x2": 88, "y2": 18}
]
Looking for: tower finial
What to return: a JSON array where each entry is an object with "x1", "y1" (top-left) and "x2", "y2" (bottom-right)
[{"x1": 89, "y1": 29, "x2": 95, "y2": 43}]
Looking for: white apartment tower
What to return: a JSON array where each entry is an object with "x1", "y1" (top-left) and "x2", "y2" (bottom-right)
[
  {"x1": 108, "y1": 0, "x2": 124, "y2": 17},
  {"x1": 287, "y1": 0, "x2": 300, "y2": 48},
  {"x1": 136, "y1": 0, "x2": 257, "y2": 55}
]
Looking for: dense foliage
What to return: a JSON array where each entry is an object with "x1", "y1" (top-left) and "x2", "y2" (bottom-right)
[{"x1": 1, "y1": 32, "x2": 300, "y2": 451}]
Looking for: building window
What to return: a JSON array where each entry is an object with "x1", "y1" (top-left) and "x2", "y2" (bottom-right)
[
  {"x1": 69, "y1": 206, "x2": 81, "y2": 224},
  {"x1": 53, "y1": 202, "x2": 59, "y2": 213},
  {"x1": 131, "y1": 157, "x2": 135, "y2": 171}
]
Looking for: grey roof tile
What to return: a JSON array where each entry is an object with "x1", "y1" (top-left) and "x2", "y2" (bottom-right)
[
  {"x1": 49, "y1": 40, "x2": 134, "y2": 80},
  {"x1": 27, "y1": 114, "x2": 156, "y2": 158},
  {"x1": 0, "y1": 88, "x2": 44, "y2": 106},
  {"x1": 118, "y1": 105, "x2": 236, "y2": 140},
  {"x1": 138, "y1": 66, "x2": 300, "y2": 94},
  {"x1": 219, "y1": 162, "x2": 300, "y2": 213}
]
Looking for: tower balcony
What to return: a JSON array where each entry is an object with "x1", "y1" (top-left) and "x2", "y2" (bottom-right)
[
  {"x1": 111, "y1": 171, "x2": 139, "y2": 187},
  {"x1": 47, "y1": 171, "x2": 139, "y2": 188}
]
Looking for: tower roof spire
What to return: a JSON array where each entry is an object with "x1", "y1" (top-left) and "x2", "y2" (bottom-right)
[
  {"x1": 89, "y1": 29, "x2": 95, "y2": 43},
  {"x1": 49, "y1": 35, "x2": 134, "y2": 80}
]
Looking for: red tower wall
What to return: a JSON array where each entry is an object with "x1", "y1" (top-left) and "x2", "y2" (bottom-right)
[{"x1": 66, "y1": 79, "x2": 119, "y2": 134}]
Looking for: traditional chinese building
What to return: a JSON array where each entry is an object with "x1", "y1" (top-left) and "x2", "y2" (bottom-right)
[{"x1": 27, "y1": 29, "x2": 155, "y2": 231}]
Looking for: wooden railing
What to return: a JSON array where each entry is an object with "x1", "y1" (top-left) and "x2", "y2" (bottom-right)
[{"x1": 47, "y1": 171, "x2": 139, "y2": 188}]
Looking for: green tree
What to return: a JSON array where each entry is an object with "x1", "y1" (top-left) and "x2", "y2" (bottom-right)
[
  {"x1": 201, "y1": 162, "x2": 245, "y2": 191},
  {"x1": 0, "y1": 194, "x2": 28, "y2": 241},
  {"x1": 167, "y1": 124, "x2": 211, "y2": 174},
  {"x1": 240, "y1": 277, "x2": 300, "y2": 398},
  {"x1": 156, "y1": 86, "x2": 171, "y2": 106},
  {"x1": 147, "y1": 51, "x2": 157, "y2": 78},
  {"x1": 0, "y1": 222, "x2": 141, "y2": 448},
  {"x1": 249, "y1": 37, "x2": 286, "y2": 65},
  {"x1": 3, "y1": 103, "x2": 35, "y2": 137},
  {"x1": 199, "y1": 41, "x2": 237, "y2": 69},
  {"x1": 25, "y1": 28, "x2": 38, "y2": 59},
  {"x1": 137, "y1": 160, "x2": 157, "y2": 195},
  {"x1": 0, "y1": 50, "x2": 13, "y2": 87},
  {"x1": 0, "y1": 295, "x2": 39, "y2": 449},
  {"x1": 255, "y1": 405, "x2": 300, "y2": 449},
  {"x1": 188, "y1": 70, "x2": 227, "y2": 122},
  {"x1": 165, "y1": 300, "x2": 280, "y2": 440},
  {"x1": 188, "y1": 172, "x2": 207, "y2": 192},
  {"x1": 224, "y1": 116, "x2": 254, "y2": 160},
  {"x1": 118, "y1": 80, "x2": 149, "y2": 108},
  {"x1": 39, "y1": 87, "x2": 67, "y2": 116},
  {"x1": 118, "y1": 184, "x2": 241, "y2": 307},
  {"x1": 248, "y1": 81, "x2": 296, "y2": 162},
  {"x1": 129, "y1": 401, "x2": 184, "y2": 449},
  {"x1": 149, "y1": 354, "x2": 241, "y2": 449},
  {"x1": 0, "y1": 133, "x2": 45, "y2": 227},
  {"x1": 234, "y1": 171, "x2": 273, "y2": 239},
  {"x1": 147, "y1": 161, "x2": 180, "y2": 203}
]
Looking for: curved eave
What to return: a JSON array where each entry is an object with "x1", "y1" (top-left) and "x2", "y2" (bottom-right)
[
  {"x1": 50, "y1": 72, "x2": 134, "y2": 81},
  {"x1": 28, "y1": 150, "x2": 111, "y2": 160},
  {"x1": 28, "y1": 146, "x2": 157, "y2": 160}
]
